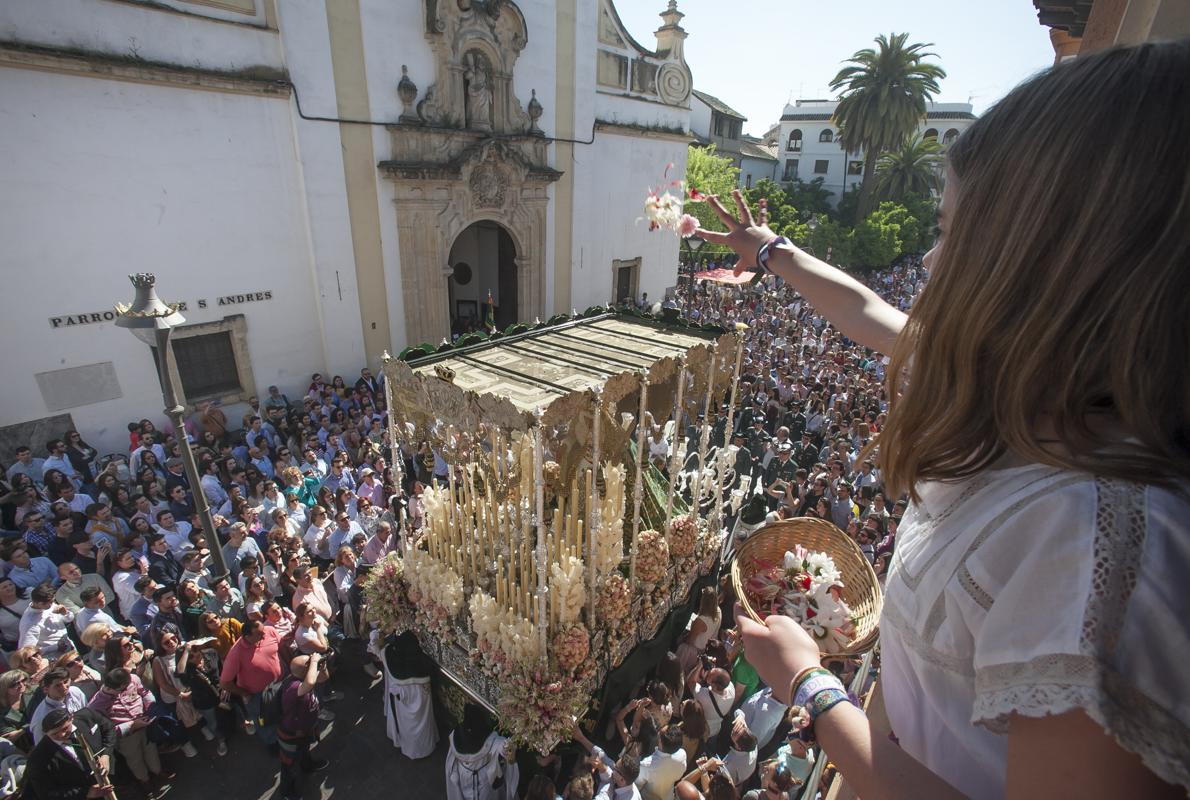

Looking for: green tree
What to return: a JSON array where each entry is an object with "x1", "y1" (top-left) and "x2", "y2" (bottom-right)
[
  {"x1": 834, "y1": 186, "x2": 861, "y2": 225},
  {"x1": 743, "y1": 179, "x2": 807, "y2": 243},
  {"x1": 830, "y1": 33, "x2": 946, "y2": 219},
  {"x1": 684, "y1": 144, "x2": 740, "y2": 254},
  {"x1": 897, "y1": 192, "x2": 939, "y2": 252},
  {"x1": 784, "y1": 178, "x2": 835, "y2": 220},
  {"x1": 873, "y1": 134, "x2": 943, "y2": 204}
]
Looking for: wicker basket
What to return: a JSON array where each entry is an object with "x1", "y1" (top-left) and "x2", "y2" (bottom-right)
[{"x1": 731, "y1": 517, "x2": 882, "y2": 657}]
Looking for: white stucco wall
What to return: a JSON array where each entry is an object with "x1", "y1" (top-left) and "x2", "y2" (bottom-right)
[
  {"x1": 0, "y1": 69, "x2": 324, "y2": 453},
  {"x1": 569, "y1": 130, "x2": 686, "y2": 308},
  {"x1": 0, "y1": 0, "x2": 282, "y2": 73},
  {"x1": 689, "y1": 94, "x2": 712, "y2": 139}
]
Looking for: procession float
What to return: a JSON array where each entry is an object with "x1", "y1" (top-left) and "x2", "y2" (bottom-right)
[{"x1": 365, "y1": 308, "x2": 744, "y2": 752}]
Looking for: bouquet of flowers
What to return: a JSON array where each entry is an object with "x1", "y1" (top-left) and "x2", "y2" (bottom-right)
[
  {"x1": 667, "y1": 513, "x2": 698, "y2": 558},
  {"x1": 498, "y1": 666, "x2": 590, "y2": 754},
  {"x1": 552, "y1": 623, "x2": 591, "y2": 673},
  {"x1": 361, "y1": 553, "x2": 411, "y2": 635},
  {"x1": 635, "y1": 529, "x2": 670, "y2": 587},
  {"x1": 744, "y1": 545, "x2": 857, "y2": 653},
  {"x1": 596, "y1": 573, "x2": 631, "y2": 629}
]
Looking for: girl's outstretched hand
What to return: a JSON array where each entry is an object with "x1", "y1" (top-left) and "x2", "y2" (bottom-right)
[
  {"x1": 695, "y1": 189, "x2": 777, "y2": 276},
  {"x1": 734, "y1": 603, "x2": 822, "y2": 703}
]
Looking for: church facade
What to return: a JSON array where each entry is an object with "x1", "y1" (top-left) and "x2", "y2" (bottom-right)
[{"x1": 0, "y1": 0, "x2": 694, "y2": 452}]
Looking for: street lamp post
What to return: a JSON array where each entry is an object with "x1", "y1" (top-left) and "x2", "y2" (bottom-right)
[
  {"x1": 115, "y1": 273, "x2": 230, "y2": 583},
  {"x1": 681, "y1": 233, "x2": 704, "y2": 316}
]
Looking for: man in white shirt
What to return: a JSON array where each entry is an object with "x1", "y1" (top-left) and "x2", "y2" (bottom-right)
[
  {"x1": 28, "y1": 668, "x2": 87, "y2": 744},
  {"x1": 635, "y1": 727, "x2": 686, "y2": 800},
  {"x1": 731, "y1": 687, "x2": 787, "y2": 753},
  {"x1": 74, "y1": 586, "x2": 136, "y2": 638},
  {"x1": 688, "y1": 666, "x2": 736, "y2": 740},
  {"x1": 718, "y1": 727, "x2": 757, "y2": 788},
  {"x1": 19, "y1": 584, "x2": 75, "y2": 655},
  {"x1": 128, "y1": 434, "x2": 167, "y2": 477},
  {"x1": 154, "y1": 510, "x2": 194, "y2": 559}
]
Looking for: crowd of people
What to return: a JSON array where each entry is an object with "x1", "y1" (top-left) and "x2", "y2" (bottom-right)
[
  {"x1": 0, "y1": 252, "x2": 922, "y2": 800},
  {"x1": 467, "y1": 260, "x2": 918, "y2": 800},
  {"x1": 0, "y1": 367, "x2": 442, "y2": 799}
]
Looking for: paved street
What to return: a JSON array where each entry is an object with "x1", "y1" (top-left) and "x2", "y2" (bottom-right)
[{"x1": 156, "y1": 643, "x2": 448, "y2": 800}]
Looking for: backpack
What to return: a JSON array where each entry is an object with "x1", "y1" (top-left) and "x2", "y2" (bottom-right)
[{"x1": 258, "y1": 675, "x2": 290, "y2": 729}]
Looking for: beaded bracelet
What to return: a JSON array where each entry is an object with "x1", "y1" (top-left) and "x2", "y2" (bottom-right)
[
  {"x1": 793, "y1": 674, "x2": 842, "y2": 710},
  {"x1": 806, "y1": 686, "x2": 850, "y2": 722},
  {"x1": 787, "y1": 666, "x2": 831, "y2": 704}
]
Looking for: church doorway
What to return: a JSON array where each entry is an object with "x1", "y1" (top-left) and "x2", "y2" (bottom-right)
[{"x1": 447, "y1": 221, "x2": 518, "y2": 337}]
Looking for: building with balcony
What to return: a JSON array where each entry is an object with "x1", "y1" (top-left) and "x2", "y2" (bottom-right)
[{"x1": 776, "y1": 99, "x2": 977, "y2": 204}]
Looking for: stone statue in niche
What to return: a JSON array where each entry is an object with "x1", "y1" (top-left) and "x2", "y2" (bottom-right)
[{"x1": 463, "y1": 52, "x2": 493, "y2": 132}]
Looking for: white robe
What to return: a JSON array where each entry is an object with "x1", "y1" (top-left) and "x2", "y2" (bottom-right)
[
  {"x1": 445, "y1": 731, "x2": 519, "y2": 800},
  {"x1": 384, "y1": 671, "x2": 438, "y2": 759}
]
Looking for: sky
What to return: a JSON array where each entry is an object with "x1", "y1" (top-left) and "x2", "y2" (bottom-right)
[{"x1": 616, "y1": 0, "x2": 1057, "y2": 137}]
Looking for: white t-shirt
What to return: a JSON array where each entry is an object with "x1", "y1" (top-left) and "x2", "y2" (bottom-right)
[
  {"x1": 881, "y1": 464, "x2": 1190, "y2": 798},
  {"x1": 694, "y1": 683, "x2": 736, "y2": 738}
]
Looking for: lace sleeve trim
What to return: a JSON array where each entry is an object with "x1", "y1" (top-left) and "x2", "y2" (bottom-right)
[
  {"x1": 972, "y1": 657, "x2": 1190, "y2": 790},
  {"x1": 971, "y1": 479, "x2": 1189, "y2": 790}
]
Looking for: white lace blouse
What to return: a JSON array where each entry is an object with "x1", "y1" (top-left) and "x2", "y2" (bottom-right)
[{"x1": 880, "y1": 464, "x2": 1189, "y2": 798}]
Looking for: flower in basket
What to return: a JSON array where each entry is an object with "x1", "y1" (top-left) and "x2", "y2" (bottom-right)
[
  {"x1": 667, "y1": 513, "x2": 698, "y2": 558},
  {"x1": 744, "y1": 546, "x2": 856, "y2": 653},
  {"x1": 635, "y1": 529, "x2": 670, "y2": 587},
  {"x1": 552, "y1": 623, "x2": 591, "y2": 673}
]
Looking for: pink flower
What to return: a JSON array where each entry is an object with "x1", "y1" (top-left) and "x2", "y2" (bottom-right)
[
  {"x1": 678, "y1": 214, "x2": 699, "y2": 238},
  {"x1": 688, "y1": 186, "x2": 706, "y2": 202}
]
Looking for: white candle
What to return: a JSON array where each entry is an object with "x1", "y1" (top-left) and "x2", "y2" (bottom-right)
[
  {"x1": 630, "y1": 377, "x2": 650, "y2": 584},
  {"x1": 666, "y1": 360, "x2": 688, "y2": 530}
]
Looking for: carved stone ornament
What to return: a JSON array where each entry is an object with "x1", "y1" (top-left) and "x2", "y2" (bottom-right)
[
  {"x1": 470, "y1": 162, "x2": 507, "y2": 207},
  {"x1": 418, "y1": 0, "x2": 531, "y2": 134}
]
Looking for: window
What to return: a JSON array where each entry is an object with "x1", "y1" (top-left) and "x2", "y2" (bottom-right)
[
  {"x1": 819, "y1": 129, "x2": 834, "y2": 143},
  {"x1": 745, "y1": 174, "x2": 753, "y2": 188},
  {"x1": 923, "y1": 128, "x2": 938, "y2": 141},
  {"x1": 597, "y1": 51, "x2": 629, "y2": 89},
  {"x1": 783, "y1": 159, "x2": 798, "y2": 180},
  {"x1": 813, "y1": 159, "x2": 829, "y2": 174},
  {"x1": 943, "y1": 128, "x2": 960, "y2": 146},
  {"x1": 847, "y1": 160, "x2": 863, "y2": 175},
  {"x1": 787, "y1": 130, "x2": 802, "y2": 152},
  {"x1": 150, "y1": 315, "x2": 254, "y2": 405},
  {"x1": 172, "y1": 333, "x2": 240, "y2": 398}
]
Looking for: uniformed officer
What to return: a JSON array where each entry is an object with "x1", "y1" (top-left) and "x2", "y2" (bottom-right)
[{"x1": 763, "y1": 442, "x2": 798, "y2": 510}]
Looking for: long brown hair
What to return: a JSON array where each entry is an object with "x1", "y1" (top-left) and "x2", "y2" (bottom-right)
[{"x1": 875, "y1": 40, "x2": 1190, "y2": 499}]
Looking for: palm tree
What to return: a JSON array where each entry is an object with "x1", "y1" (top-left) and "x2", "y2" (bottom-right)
[
  {"x1": 830, "y1": 33, "x2": 946, "y2": 218},
  {"x1": 873, "y1": 134, "x2": 944, "y2": 203}
]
